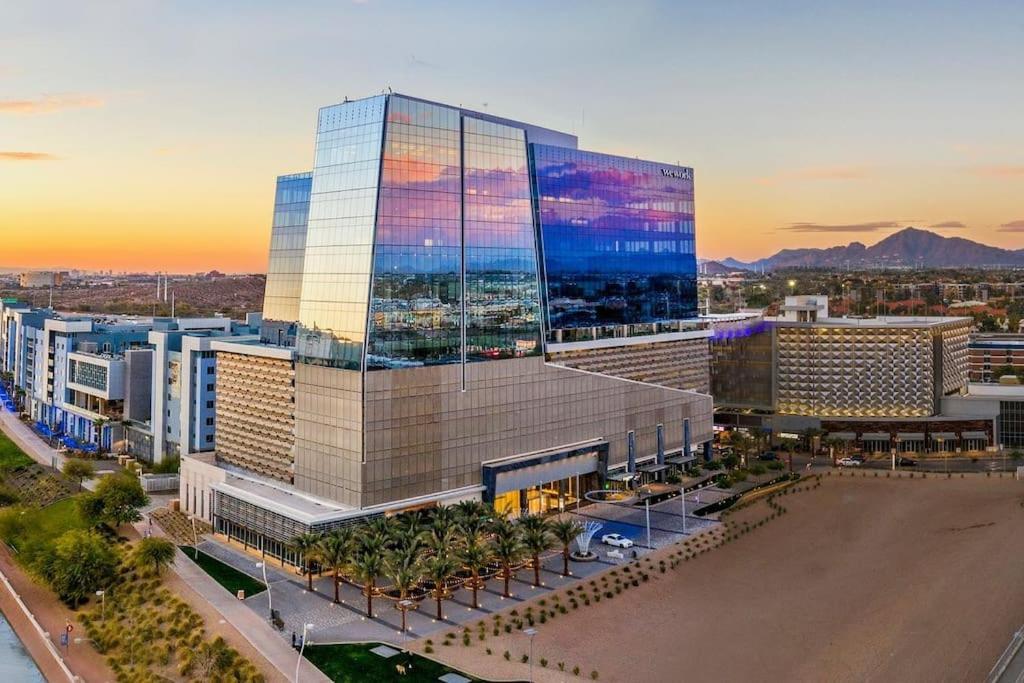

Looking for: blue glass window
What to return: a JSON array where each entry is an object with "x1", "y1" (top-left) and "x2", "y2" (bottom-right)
[{"x1": 530, "y1": 145, "x2": 697, "y2": 331}]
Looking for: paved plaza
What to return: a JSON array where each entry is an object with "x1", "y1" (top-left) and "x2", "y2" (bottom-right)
[{"x1": 193, "y1": 503, "x2": 721, "y2": 647}]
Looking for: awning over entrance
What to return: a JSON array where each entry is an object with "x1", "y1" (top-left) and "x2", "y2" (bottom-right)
[
  {"x1": 930, "y1": 432, "x2": 956, "y2": 440},
  {"x1": 665, "y1": 453, "x2": 697, "y2": 466},
  {"x1": 962, "y1": 431, "x2": 988, "y2": 440},
  {"x1": 896, "y1": 432, "x2": 925, "y2": 441},
  {"x1": 828, "y1": 432, "x2": 857, "y2": 441},
  {"x1": 637, "y1": 463, "x2": 669, "y2": 474},
  {"x1": 606, "y1": 471, "x2": 638, "y2": 483},
  {"x1": 863, "y1": 432, "x2": 890, "y2": 441},
  {"x1": 482, "y1": 440, "x2": 607, "y2": 503}
]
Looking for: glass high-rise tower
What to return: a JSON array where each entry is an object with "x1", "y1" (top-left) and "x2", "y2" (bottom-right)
[{"x1": 204, "y1": 93, "x2": 711, "y2": 545}]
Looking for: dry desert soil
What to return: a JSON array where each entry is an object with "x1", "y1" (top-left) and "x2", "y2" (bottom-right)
[{"x1": 420, "y1": 474, "x2": 1024, "y2": 683}]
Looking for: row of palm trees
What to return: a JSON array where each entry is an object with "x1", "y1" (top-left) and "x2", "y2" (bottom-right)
[{"x1": 287, "y1": 500, "x2": 582, "y2": 629}]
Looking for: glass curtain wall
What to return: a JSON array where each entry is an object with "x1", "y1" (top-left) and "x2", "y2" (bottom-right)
[
  {"x1": 531, "y1": 145, "x2": 697, "y2": 333},
  {"x1": 367, "y1": 97, "x2": 462, "y2": 368},
  {"x1": 296, "y1": 96, "x2": 386, "y2": 369},
  {"x1": 263, "y1": 172, "x2": 312, "y2": 325},
  {"x1": 463, "y1": 117, "x2": 543, "y2": 361}
]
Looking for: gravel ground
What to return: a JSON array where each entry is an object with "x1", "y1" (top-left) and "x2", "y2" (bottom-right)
[{"x1": 418, "y1": 474, "x2": 1024, "y2": 682}]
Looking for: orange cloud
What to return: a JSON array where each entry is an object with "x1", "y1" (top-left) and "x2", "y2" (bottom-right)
[
  {"x1": 0, "y1": 151, "x2": 59, "y2": 161},
  {"x1": 970, "y1": 165, "x2": 1024, "y2": 178},
  {"x1": 0, "y1": 94, "x2": 104, "y2": 115}
]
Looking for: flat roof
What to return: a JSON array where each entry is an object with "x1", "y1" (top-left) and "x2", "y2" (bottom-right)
[
  {"x1": 965, "y1": 383, "x2": 1024, "y2": 398},
  {"x1": 771, "y1": 315, "x2": 971, "y2": 329}
]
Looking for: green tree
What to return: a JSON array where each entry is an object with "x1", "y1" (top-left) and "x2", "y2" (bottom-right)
[
  {"x1": 459, "y1": 535, "x2": 493, "y2": 609},
  {"x1": 383, "y1": 547, "x2": 424, "y2": 633},
  {"x1": 520, "y1": 515, "x2": 554, "y2": 588},
  {"x1": 39, "y1": 529, "x2": 117, "y2": 607},
  {"x1": 491, "y1": 518, "x2": 525, "y2": 598},
  {"x1": 550, "y1": 518, "x2": 583, "y2": 578},
  {"x1": 289, "y1": 532, "x2": 324, "y2": 593},
  {"x1": 317, "y1": 527, "x2": 355, "y2": 604},
  {"x1": 350, "y1": 542, "x2": 385, "y2": 618},
  {"x1": 193, "y1": 636, "x2": 236, "y2": 679},
  {"x1": 78, "y1": 472, "x2": 149, "y2": 528},
  {"x1": 422, "y1": 553, "x2": 459, "y2": 621},
  {"x1": 133, "y1": 536, "x2": 176, "y2": 575},
  {"x1": 62, "y1": 458, "x2": 95, "y2": 492}
]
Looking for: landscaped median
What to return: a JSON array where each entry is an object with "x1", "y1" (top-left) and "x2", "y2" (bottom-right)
[
  {"x1": 0, "y1": 430, "x2": 268, "y2": 682},
  {"x1": 178, "y1": 546, "x2": 266, "y2": 598}
]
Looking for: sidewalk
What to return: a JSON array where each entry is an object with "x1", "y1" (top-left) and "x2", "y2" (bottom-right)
[
  {"x1": 0, "y1": 410, "x2": 119, "y2": 489},
  {"x1": 0, "y1": 544, "x2": 112, "y2": 682},
  {"x1": 0, "y1": 409, "x2": 68, "y2": 471},
  {"x1": 138, "y1": 520, "x2": 328, "y2": 683}
]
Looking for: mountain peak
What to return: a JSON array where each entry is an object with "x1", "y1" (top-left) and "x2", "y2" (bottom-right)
[{"x1": 719, "y1": 227, "x2": 1022, "y2": 270}]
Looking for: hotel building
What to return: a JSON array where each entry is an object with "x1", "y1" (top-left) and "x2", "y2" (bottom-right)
[
  {"x1": 180, "y1": 93, "x2": 713, "y2": 558},
  {"x1": 711, "y1": 296, "x2": 988, "y2": 453}
]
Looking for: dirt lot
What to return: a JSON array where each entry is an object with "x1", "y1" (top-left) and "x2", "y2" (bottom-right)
[{"x1": 422, "y1": 474, "x2": 1024, "y2": 682}]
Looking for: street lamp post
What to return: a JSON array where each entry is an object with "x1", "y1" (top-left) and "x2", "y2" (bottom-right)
[
  {"x1": 680, "y1": 485, "x2": 687, "y2": 534},
  {"x1": 524, "y1": 627, "x2": 538, "y2": 682},
  {"x1": 644, "y1": 499, "x2": 652, "y2": 549},
  {"x1": 256, "y1": 562, "x2": 272, "y2": 619},
  {"x1": 295, "y1": 623, "x2": 314, "y2": 683},
  {"x1": 95, "y1": 590, "x2": 105, "y2": 620}
]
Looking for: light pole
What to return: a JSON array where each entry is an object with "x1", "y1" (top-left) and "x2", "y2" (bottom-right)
[
  {"x1": 295, "y1": 623, "x2": 314, "y2": 683},
  {"x1": 644, "y1": 499, "x2": 651, "y2": 549},
  {"x1": 679, "y1": 485, "x2": 687, "y2": 535},
  {"x1": 524, "y1": 627, "x2": 538, "y2": 682},
  {"x1": 256, "y1": 562, "x2": 272, "y2": 619},
  {"x1": 95, "y1": 590, "x2": 105, "y2": 620}
]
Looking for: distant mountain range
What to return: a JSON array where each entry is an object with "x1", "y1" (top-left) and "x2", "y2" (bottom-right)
[{"x1": 715, "y1": 227, "x2": 1024, "y2": 271}]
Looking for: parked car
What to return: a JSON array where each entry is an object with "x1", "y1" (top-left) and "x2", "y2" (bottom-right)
[
  {"x1": 601, "y1": 533, "x2": 634, "y2": 549},
  {"x1": 758, "y1": 451, "x2": 778, "y2": 461},
  {"x1": 837, "y1": 457, "x2": 862, "y2": 467},
  {"x1": 896, "y1": 456, "x2": 917, "y2": 467}
]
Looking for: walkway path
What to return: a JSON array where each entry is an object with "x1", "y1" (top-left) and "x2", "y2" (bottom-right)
[
  {"x1": 0, "y1": 410, "x2": 120, "y2": 490},
  {"x1": 0, "y1": 410, "x2": 68, "y2": 472},
  {"x1": 139, "y1": 521, "x2": 328, "y2": 683},
  {"x1": 0, "y1": 544, "x2": 111, "y2": 682}
]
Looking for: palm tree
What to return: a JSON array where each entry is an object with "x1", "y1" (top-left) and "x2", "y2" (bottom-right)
[
  {"x1": 549, "y1": 518, "x2": 583, "y2": 577},
  {"x1": 455, "y1": 500, "x2": 490, "y2": 527},
  {"x1": 458, "y1": 536, "x2": 493, "y2": 609},
  {"x1": 351, "y1": 544, "x2": 385, "y2": 618},
  {"x1": 365, "y1": 516, "x2": 396, "y2": 546},
  {"x1": 491, "y1": 519, "x2": 525, "y2": 598},
  {"x1": 290, "y1": 532, "x2": 323, "y2": 592},
  {"x1": 384, "y1": 548, "x2": 424, "y2": 633},
  {"x1": 520, "y1": 515, "x2": 554, "y2": 587},
  {"x1": 422, "y1": 553, "x2": 459, "y2": 621},
  {"x1": 456, "y1": 500, "x2": 491, "y2": 539},
  {"x1": 134, "y1": 536, "x2": 176, "y2": 575},
  {"x1": 425, "y1": 519, "x2": 459, "y2": 560},
  {"x1": 317, "y1": 528, "x2": 355, "y2": 603}
]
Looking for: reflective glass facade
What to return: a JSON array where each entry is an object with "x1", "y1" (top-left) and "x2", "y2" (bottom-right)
[
  {"x1": 297, "y1": 96, "x2": 386, "y2": 369},
  {"x1": 263, "y1": 172, "x2": 312, "y2": 325},
  {"x1": 292, "y1": 94, "x2": 696, "y2": 371},
  {"x1": 463, "y1": 117, "x2": 542, "y2": 362},
  {"x1": 365, "y1": 97, "x2": 542, "y2": 369},
  {"x1": 367, "y1": 97, "x2": 462, "y2": 367},
  {"x1": 531, "y1": 145, "x2": 697, "y2": 332}
]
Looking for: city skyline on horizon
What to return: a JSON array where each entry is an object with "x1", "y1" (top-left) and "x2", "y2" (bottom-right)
[{"x1": 2, "y1": 1, "x2": 1022, "y2": 272}]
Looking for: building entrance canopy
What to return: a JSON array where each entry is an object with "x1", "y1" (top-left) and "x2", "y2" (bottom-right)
[{"x1": 482, "y1": 441, "x2": 606, "y2": 503}]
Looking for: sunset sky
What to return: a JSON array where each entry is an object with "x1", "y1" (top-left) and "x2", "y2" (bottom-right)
[{"x1": 2, "y1": 0, "x2": 1022, "y2": 272}]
